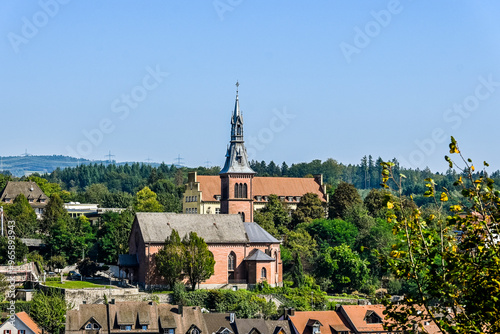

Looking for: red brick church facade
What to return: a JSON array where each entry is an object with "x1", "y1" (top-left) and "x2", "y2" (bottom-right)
[{"x1": 121, "y1": 83, "x2": 282, "y2": 289}]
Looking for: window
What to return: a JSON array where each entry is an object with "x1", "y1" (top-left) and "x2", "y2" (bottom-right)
[
  {"x1": 215, "y1": 208, "x2": 220, "y2": 214},
  {"x1": 85, "y1": 324, "x2": 92, "y2": 330},
  {"x1": 5, "y1": 330, "x2": 12, "y2": 334},
  {"x1": 120, "y1": 326, "x2": 132, "y2": 331},
  {"x1": 19, "y1": 331, "x2": 26, "y2": 334},
  {"x1": 216, "y1": 195, "x2": 221, "y2": 201},
  {"x1": 192, "y1": 328, "x2": 200, "y2": 334},
  {"x1": 93, "y1": 324, "x2": 100, "y2": 330},
  {"x1": 242, "y1": 183, "x2": 247, "y2": 198},
  {"x1": 234, "y1": 184, "x2": 239, "y2": 198},
  {"x1": 228, "y1": 252, "x2": 236, "y2": 271},
  {"x1": 142, "y1": 326, "x2": 148, "y2": 330},
  {"x1": 261, "y1": 267, "x2": 267, "y2": 278},
  {"x1": 164, "y1": 330, "x2": 175, "y2": 334},
  {"x1": 287, "y1": 196, "x2": 293, "y2": 202}
]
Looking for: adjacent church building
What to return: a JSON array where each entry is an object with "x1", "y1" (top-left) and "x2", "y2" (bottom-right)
[
  {"x1": 183, "y1": 82, "x2": 328, "y2": 218},
  {"x1": 122, "y1": 83, "x2": 284, "y2": 289}
]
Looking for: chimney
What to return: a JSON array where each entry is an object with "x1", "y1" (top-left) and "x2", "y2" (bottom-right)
[
  {"x1": 229, "y1": 313, "x2": 235, "y2": 323},
  {"x1": 313, "y1": 174, "x2": 323, "y2": 186},
  {"x1": 178, "y1": 304, "x2": 183, "y2": 317}
]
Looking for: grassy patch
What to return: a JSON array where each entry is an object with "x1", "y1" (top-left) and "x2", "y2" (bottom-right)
[{"x1": 43, "y1": 281, "x2": 114, "y2": 289}]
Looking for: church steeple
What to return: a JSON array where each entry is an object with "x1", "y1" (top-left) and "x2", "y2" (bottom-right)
[
  {"x1": 220, "y1": 82, "x2": 255, "y2": 222},
  {"x1": 220, "y1": 82, "x2": 255, "y2": 175}
]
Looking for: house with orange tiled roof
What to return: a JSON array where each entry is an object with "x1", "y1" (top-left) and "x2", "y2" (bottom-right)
[
  {"x1": 284, "y1": 309, "x2": 352, "y2": 334},
  {"x1": 183, "y1": 83, "x2": 327, "y2": 218},
  {"x1": 0, "y1": 311, "x2": 42, "y2": 334}
]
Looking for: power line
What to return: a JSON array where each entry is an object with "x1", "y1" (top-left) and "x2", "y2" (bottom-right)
[
  {"x1": 105, "y1": 151, "x2": 115, "y2": 163},
  {"x1": 174, "y1": 154, "x2": 184, "y2": 167}
]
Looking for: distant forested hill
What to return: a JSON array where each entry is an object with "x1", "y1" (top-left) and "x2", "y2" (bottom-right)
[{"x1": 0, "y1": 155, "x2": 159, "y2": 177}]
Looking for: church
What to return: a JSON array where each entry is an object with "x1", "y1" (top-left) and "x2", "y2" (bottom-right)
[
  {"x1": 183, "y1": 82, "x2": 328, "y2": 218},
  {"x1": 122, "y1": 83, "x2": 284, "y2": 289}
]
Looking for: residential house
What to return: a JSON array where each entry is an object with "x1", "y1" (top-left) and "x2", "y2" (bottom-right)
[
  {"x1": 0, "y1": 311, "x2": 42, "y2": 334},
  {"x1": 0, "y1": 181, "x2": 48, "y2": 219},
  {"x1": 285, "y1": 309, "x2": 351, "y2": 334},
  {"x1": 203, "y1": 313, "x2": 292, "y2": 334},
  {"x1": 66, "y1": 301, "x2": 208, "y2": 334}
]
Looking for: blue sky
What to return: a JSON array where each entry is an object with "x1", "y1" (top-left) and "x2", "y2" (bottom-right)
[{"x1": 1, "y1": 1, "x2": 500, "y2": 172}]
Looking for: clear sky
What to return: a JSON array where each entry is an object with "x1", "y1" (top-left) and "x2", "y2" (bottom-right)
[{"x1": 1, "y1": 1, "x2": 500, "y2": 172}]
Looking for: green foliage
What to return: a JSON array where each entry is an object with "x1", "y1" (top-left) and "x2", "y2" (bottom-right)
[
  {"x1": 306, "y1": 218, "x2": 358, "y2": 249},
  {"x1": 0, "y1": 237, "x2": 28, "y2": 264},
  {"x1": 381, "y1": 139, "x2": 500, "y2": 333},
  {"x1": 282, "y1": 227, "x2": 317, "y2": 272},
  {"x1": 182, "y1": 232, "x2": 215, "y2": 291},
  {"x1": 41, "y1": 193, "x2": 69, "y2": 234},
  {"x1": 134, "y1": 186, "x2": 164, "y2": 212},
  {"x1": 97, "y1": 210, "x2": 134, "y2": 263},
  {"x1": 3, "y1": 194, "x2": 38, "y2": 237},
  {"x1": 363, "y1": 188, "x2": 390, "y2": 218},
  {"x1": 329, "y1": 182, "x2": 362, "y2": 219},
  {"x1": 46, "y1": 215, "x2": 94, "y2": 264},
  {"x1": 30, "y1": 291, "x2": 67, "y2": 334},
  {"x1": 316, "y1": 244, "x2": 370, "y2": 293},
  {"x1": 254, "y1": 194, "x2": 291, "y2": 232},
  {"x1": 0, "y1": 274, "x2": 8, "y2": 301},
  {"x1": 290, "y1": 252, "x2": 305, "y2": 288},
  {"x1": 77, "y1": 258, "x2": 100, "y2": 277},
  {"x1": 27, "y1": 176, "x2": 63, "y2": 197},
  {"x1": 291, "y1": 193, "x2": 325, "y2": 227},
  {"x1": 47, "y1": 255, "x2": 67, "y2": 271},
  {"x1": 155, "y1": 229, "x2": 185, "y2": 288}
]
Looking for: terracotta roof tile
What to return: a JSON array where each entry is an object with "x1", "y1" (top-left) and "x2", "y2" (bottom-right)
[
  {"x1": 288, "y1": 311, "x2": 351, "y2": 334},
  {"x1": 16, "y1": 311, "x2": 43, "y2": 334},
  {"x1": 195, "y1": 176, "x2": 326, "y2": 203}
]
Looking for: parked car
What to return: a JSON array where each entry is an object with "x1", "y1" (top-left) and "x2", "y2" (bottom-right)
[{"x1": 68, "y1": 271, "x2": 82, "y2": 280}]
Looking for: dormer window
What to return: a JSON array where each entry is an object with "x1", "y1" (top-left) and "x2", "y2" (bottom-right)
[
  {"x1": 215, "y1": 195, "x2": 221, "y2": 201},
  {"x1": 141, "y1": 325, "x2": 148, "y2": 330},
  {"x1": 164, "y1": 329, "x2": 175, "y2": 334},
  {"x1": 120, "y1": 325, "x2": 132, "y2": 331},
  {"x1": 287, "y1": 196, "x2": 293, "y2": 202},
  {"x1": 85, "y1": 322, "x2": 101, "y2": 330},
  {"x1": 364, "y1": 310, "x2": 382, "y2": 324}
]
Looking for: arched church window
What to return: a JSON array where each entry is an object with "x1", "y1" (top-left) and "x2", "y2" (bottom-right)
[
  {"x1": 242, "y1": 183, "x2": 247, "y2": 198},
  {"x1": 261, "y1": 267, "x2": 267, "y2": 278},
  {"x1": 228, "y1": 252, "x2": 236, "y2": 271},
  {"x1": 234, "y1": 184, "x2": 239, "y2": 198}
]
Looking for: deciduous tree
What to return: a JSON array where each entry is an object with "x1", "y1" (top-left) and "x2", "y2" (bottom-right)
[
  {"x1": 155, "y1": 229, "x2": 185, "y2": 288},
  {"x1": 183, "y1": 232, "x2": 215, "y2": 291},
  {"x1": 134, "y1": 186, "x2": 164, "y2": 212}
]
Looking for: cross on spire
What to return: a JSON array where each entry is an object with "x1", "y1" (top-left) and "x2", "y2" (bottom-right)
[{"x1": 235, "y1": 81, "x2": 239, "y2": 95}]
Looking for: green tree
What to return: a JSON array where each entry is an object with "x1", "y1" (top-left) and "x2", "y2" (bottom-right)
[
  {"x1": 328, "y1": 182, "x2": 362, "y2": 219},
  {"x1": 0, "y1": 237, "x2": 28, "y2": 264},
  {"x1": 27, "y1": 176, "x2": 62, "y2": 197},
  {"x1": 77, "y1": 258, "x2": 100, "y2": 277},
  {"x1": 316, "y1": 244, "x2": 369, "y2": 293},
  {"x1": 30, "y1": 291, "x2": 67, "y2": 334},
  {"x1": 254, "y1": 194, "x2": 291, "y2": 232},
  {"x1": 83, "y1": 183, "x2": 110, "y2": 205},
  {"x1": 282, "y1": 227, "x2": 317, "y2": 272},
  {"x1": 47, "y1": 255, "x2": 67, "y2": 271},
  {"x1": 306, "y1": 218, "x2": 358, "y2": 249},
  {"x1": 134, "y1": 186, "x2": 164, "y2": 212},
  {"x1": 381, "y1": 139, "x2": 500, "y2": 333},
  {"x1": 41, "y1": 193, "x2": 69, "y2": 234},
  {"x1": 291, "y1": 192, "x2": 325, "y2": 227},
  {"x1": 290, "y1": 251, "x2": 305, "y2": 288},
  {"x1": 155, "y1": 229, "x2": 185, "y2": 288},
  {"x1": 183, "y1": 232, "x2": 215, "y2": 291},
  {"x1": 4, "y1": 194, "x2": 38, "y2": 237},
  {"x1": 97, "y1": 210, "x2": 134, "y2": 263},
  {"x1": 363, "y1": 188, "x2": 390, "y2": 218}
]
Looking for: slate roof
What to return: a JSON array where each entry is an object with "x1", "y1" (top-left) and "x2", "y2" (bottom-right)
[
  {"x1": 192, "y1": 176, "x2": 326, "y2": 202},
  {"x1": 244, "y1": 223, "x2": 279, "y2": 243},
  {"x1": 244, "y1": 249, "x2": 275, "y2": 262},
  {"x1": 234, "y1": 319, "x2": 268, "y2": 334},
  {"x1": 134, "y1": 213, "x2": 279, "y2": 244},
  {"x1": 0, "y1": 181, "x2": 49, "y2": 208},
  {"x1": 203, "y1": 313, "x2": 234, "y2": 334},
  {"x1": 66, "y1": 302, "x2": 208, "y2": 334}
]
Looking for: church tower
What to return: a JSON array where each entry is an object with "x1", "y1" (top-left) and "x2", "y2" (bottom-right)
[{"x1": 220, "y1": 82, "x2": 255, "y2": 222}]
